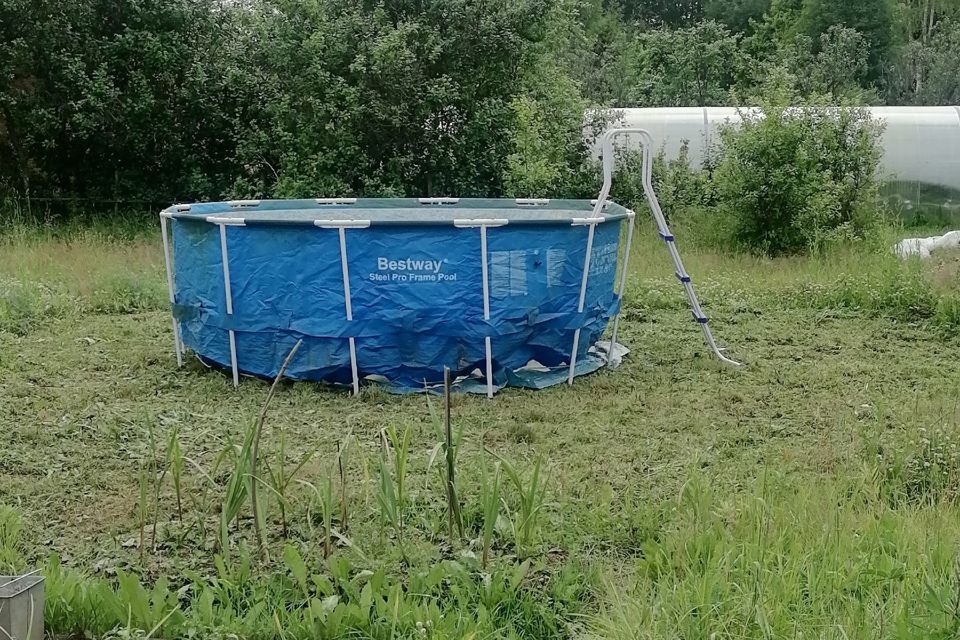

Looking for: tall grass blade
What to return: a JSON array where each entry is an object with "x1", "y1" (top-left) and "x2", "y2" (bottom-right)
[
  {"x1": 249, "y1": 339, "x2": 303, "y2": 561},
  {"x1": 480, "y1": 459, "x2": 501, "y2": 569},
  {"x1": 443, "y1": 368, "x2": 463, "y2": 542},
  {"x1": 168, "y1": 425, "x2": 183, "y2": 524}
]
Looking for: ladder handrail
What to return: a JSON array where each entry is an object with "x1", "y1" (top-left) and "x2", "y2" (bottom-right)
[{"x1": 595, "y1": 127, "x2": 742, "y2": 367}]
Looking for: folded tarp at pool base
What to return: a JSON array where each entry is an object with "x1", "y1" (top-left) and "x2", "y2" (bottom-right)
[
  {"x1": 192, "y1": 339, "x2": 630, "y2": 394},
  {"x1": 180, "y1": 307, "x2": 621, "y2": 391}
]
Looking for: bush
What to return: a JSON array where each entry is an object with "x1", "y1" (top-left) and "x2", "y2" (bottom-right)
[
  {"x1": 713, "y1": 103, "x2": 885, "y2": 256},
  {"x1": 651, "y1": 143, "x2": 715, "y2": 218}
]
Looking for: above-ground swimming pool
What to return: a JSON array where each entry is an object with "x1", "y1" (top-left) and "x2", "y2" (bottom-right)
[
  {"x1": 160, "y1": 129, "x2": 740, "y2": 394},
  {"x1": 160, "y1": 197, "x2": 636, "y2": 395}
]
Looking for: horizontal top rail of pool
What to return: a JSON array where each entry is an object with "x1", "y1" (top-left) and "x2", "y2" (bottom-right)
[{"x1": 160, "y1": 197, "x2": 632, "y2": 226}]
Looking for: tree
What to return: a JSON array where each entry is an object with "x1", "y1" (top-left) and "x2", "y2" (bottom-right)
[
  {"x1": 886, "y1": 0, "x2": 960, "y2": 103},
  {"x1": 0, "y1": 0, "x2": 243, "y2": 205},
  {"x1": 502, "y1": 0, "x2": 606, "y2": 197},
  {"x1": 896, "y1": 0, "x2": 960, "y2": 45},
  {"x1": 0, "y1": 0, "x2": 559, "y2": 205},
  {"x1": 616, "y1": 0, "x2": 706, "y2": 27},
  {"x1": 799, "y1": 0, "x2": 896, "y2": 86},
  {"x1": 566, "y1": 0, "x2": 637, "y2": 104},
  {"x1": 230, "y1": 0, "x2": 551, "y2": 199},
  {"x1": 735, "y1": 0, "x2": 885, "y2": 102},
  {"x1": 0, "y1": 0, "x2": 955, "y2": 211},
  {"x1": 705, "y1": 0, "x2": 772, "y2": 34},
  {"x1": 785, "y1": 26, "x2": 877, "y2": 102},
  {"x1": 628, "y1": 21, "x2": 742, "y2": 106},
  {"x1": 903, "y1": 19, "x2": 960, "y2": 103}
]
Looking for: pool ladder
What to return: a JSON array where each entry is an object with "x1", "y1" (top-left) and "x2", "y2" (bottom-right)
[{"x1": 596, "y1": 128, "x2": 741, "y2": 367}]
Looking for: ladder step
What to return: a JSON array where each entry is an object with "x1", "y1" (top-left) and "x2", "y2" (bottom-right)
[
  {"x1": 675, "y1": 272, "x2": 691, "y2": 283},
  {"x1": 692, "y1": 312, "x2": 709, "y2": 324},
  {"x1": 659, "y1": 232, "x2": 675, "y2": 242}
]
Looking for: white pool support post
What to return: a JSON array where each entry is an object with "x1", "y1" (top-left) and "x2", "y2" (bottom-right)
[
  {"x1": 315, "y1": 218, "x2": 370, "y2": 395},
  {"x1": 608, "y1": 208, "x2": 636, "y2": 365},
  {"x1": 210, "y1": 216, "x2": 244, "y2": 387},
  {"x1": 454, "y1": 217, "x2": 507, "y2": 398},
  {"x1": 480, "y1": 225, "x2": 494, "y2": 399},
  {"x1": 596, "y1": 128, "x2": 742, "y2": 367},
  {"x1": 568, "y1": 218, "x2": 600, "y2": 384},
  {"x1": 337, "y1": 227, "x2": 360, "y2": 395},
  {"x1": 159, "y1": 212, "x2": 183, "y2": 367}
]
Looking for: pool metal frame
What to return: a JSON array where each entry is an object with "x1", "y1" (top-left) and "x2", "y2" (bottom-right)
[{"x1": 159, "y1": 128, "x2": 740, "y2": 395}]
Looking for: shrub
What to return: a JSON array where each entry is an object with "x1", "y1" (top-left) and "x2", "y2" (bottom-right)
[
  {"x1": 652, "y1": 142, "x2": 715, "y2": 218},
  {"x1": 608, "y1": 143, "x2": 713, "y2": 227},
  {"x1": 713, "y1": 103, "x2": 884, "y2": 256}
]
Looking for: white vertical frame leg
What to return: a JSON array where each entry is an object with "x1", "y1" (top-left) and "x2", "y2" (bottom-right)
[
  {"x1": 568, "y1": 221, "x2": 597, "y2": 384},
  {"x1": 218, "y1": 223, "x2": 240, "y2": 387},
  {"x1": 453, "y1": 218, "x2": 507, "y2": 398},
  {"x1": 338, "y1": 227, "x2": 360, "y2": 395},
  {"x1": 608, "y1": 210, "x2": 636, "y2": 366},
  {"x1": 160, "y1": 213, "x2": 183, "y2": 367},
  {"x1": 480, "y1": 225, "x2": 494, "y2": 399}
]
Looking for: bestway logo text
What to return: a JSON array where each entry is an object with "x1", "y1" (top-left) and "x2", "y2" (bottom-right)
[{"x1": 377, "y1": 257, "x2": 443, "y2": 273}]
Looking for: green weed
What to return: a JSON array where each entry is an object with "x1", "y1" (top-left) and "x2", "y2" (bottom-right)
[
  {"x1": 262, "y1": 427, "x2": 317, "y2": 540},
  {"x1": 870, "y1": 420, "x2": 960, "y2": 506},
  {"x1": 40, "y1": 544, "x2": 585, "y2": 639},
  {"x1": 89, "y1": 272, "x2": 164, "y2": 315},
  {"x1": 479, "y1": 458, "x2": 502, "y2": 569},
  {"x1": 0, "y1": 504, "x2": 24, "y2": 573},
  {"x1": 493, "y1": 453, "x2": 549, "y2": 560},
  {"x1": 300, "y1": 474, "x2": 336, "y2": 558},
  {"x1": 0, "y1": 278, "x2": 72, "y2": 334},
  {"x1": 167, "y1": 425, "x2": 184, "y2": 523},
  {"x1": 219, "y1": 432, "x2": 254, "y2": 558},
  {"x1": 376, "y1": 426, "x2": 413, "y2": 557}
]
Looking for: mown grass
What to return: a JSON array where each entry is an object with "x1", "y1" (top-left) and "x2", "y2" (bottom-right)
[{"x1": 1, "y1": 217, "x2": 960, "y2": 638}]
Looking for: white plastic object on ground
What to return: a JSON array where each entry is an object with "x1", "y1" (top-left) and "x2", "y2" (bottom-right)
[
  {"x1": 592, "y1": 341, "x2": 630, "y2": 368},
  {"x1": 893, "y1": 230, "x2": 960, "y2": 258}
]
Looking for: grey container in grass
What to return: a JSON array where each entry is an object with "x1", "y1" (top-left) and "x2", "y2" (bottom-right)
[{"x1": 0, "y1": 574, "x2": 44, "y2": 640}]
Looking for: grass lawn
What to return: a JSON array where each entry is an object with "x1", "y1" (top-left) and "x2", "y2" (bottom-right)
[{"x1": 2, "y1": 218, "x2": 960, "y2": 638}]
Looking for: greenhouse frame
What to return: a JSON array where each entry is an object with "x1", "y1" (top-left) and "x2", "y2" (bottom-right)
[{"x1": 609, "y1": 107, "x2": 960, "y2": 217}]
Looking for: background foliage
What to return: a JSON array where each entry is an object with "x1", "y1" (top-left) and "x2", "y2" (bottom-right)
[{"x1": 1, "y1": 0, "x2": 958, "y2": 210}]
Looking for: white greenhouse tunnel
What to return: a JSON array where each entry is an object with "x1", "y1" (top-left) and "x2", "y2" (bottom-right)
[{"x1": 602, "y1": 107, "x2": 960, "y2": 208}]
